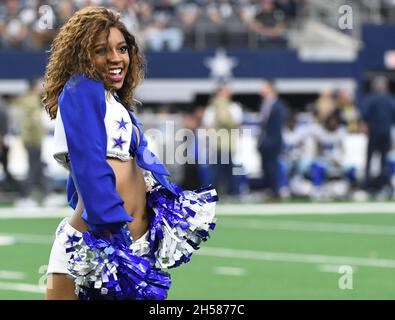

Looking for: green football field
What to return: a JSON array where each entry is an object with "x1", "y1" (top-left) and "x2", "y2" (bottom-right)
[{"x1": 0, "y1": 204, "x2": 394, "y2": 300}]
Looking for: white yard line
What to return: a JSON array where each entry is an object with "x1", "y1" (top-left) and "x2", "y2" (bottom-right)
[
  {"x1": 317, "y1": 264, "x2": 358, "y2": 273},
  {"x1": 214, "y1": 266, "x2": 246, "y2": 276},
  {"x1": 0, "y1": 236, "x2": 16, "y2": 246},
  {"x1": 0, "y1": 208, "x2": 70, "y2": 219},
  {"x1": 197, "y1": 247, "x2": 395, "y2": 269},
  {"x1": 215, "y1": 203, "x2": 395, "y2": 215},
  {"x1": 0, "y1": 282, "x2": 44, "y2": 294},
  {"x1": 219, "y1": 219, "x2": 395, "y2": 235},
  {"x1": 0, "y1": 271, "x2": 26, "y2": 280},
  {"x1": 0, "y1": 233, "x2": 53, "y2": 244},
  {"x1": 1, "y1": 202, "x2": 395, "y2": 219}
]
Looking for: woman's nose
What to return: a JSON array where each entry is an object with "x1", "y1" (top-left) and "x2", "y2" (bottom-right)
[{"x1": 107, "y1": 48, "x2": 122, "y2": 62}]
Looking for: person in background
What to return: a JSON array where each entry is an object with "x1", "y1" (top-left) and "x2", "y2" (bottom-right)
[
  {"x1": 180, "y1": 106, "x2": 202, "y2": 190},
  {"x1": 311, "y1": 88, "x2": 335, "y2": 126},
  {"x1": 257, "y1": 80, "x2": 285, "y2": 201},
  {"x1": 309, "y1": 112, "x2": 355, "y2": 200},
  {"x1": 362, "y1": 76, "x2": 395, "y2": 196},
  {"x1": 138, "y1": 1, "x2": 183, "y2": 51},
  {"x1": 334, "y1": 88, "x2": 359, "y2": 133},
  {"x1": 0, "y1": 95, "x2": 15, "y2": 191},
  {"x1": 15, "y1": 78, "x2": 46, "y2": 207},
  {"x1": 250, "y1": 0, "x2": 287, "y2": 47},
  {"x1": 202, "y1": 83, "x2": 243, "y2": 197},
  {"x1": 0, "y1": 0, "x2": 34, "y2": 49},
  {"x1": 278, "y1": 110, "x2": 308, "y2": 199},
  {"x1": 276, "y1": 0, "x2": 299, "y2": 22}
]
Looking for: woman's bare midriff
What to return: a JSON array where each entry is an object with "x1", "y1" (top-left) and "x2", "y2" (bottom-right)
[{"x1": 68, "y1": 157, "x2": 149, "y2": 241}]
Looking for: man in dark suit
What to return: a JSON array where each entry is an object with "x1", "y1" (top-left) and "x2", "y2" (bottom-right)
[
  {"x1": 362, "y1": 76, "x2": 395, "y2": 195},
  {"x1": 257, "y1": 80, "x2": 285, "y2": 200}
]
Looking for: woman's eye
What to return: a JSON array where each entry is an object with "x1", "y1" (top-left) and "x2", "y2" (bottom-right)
[
  {"x1": 119, "y1": 46, "x2": 128, "y2": 53},
  {"x1": 95, "y1": 48, "x2": 106, "y2": 55}
]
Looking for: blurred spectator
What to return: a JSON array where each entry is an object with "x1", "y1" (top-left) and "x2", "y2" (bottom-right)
[
  {"x1": 15, "y1": 79, "x2": 46, "y2": 206},
  {"x1": 387, "y1": 140, "x2": 395, "y2": 199},
  {"x1": 109, "y1": 0, "x2": 140, "y2": 33},
  {"x1": 195, "y1": 3, "x2": 227, "y2": 48},
  {"x1": 54, "y1": 0, "x2": 74, "y2": 28},
  {"x1": 311, "y1": 88, "x2": 336, "y2": 125},
  {"x1": 139, "y1": 1, "x2": 183, "y2": 51},
  {"x1": 108, "y1": 0, "x2": 143, "y2": 46},
  {"x1": 178, "y1": 3, "x2": 200, "y2": 48},
  {"x1": 111, "y1": 0, "x2": 139, "y2": 29},
  {"x1": 202, "y1": 83, "x2": 243, "y2": 197},
  {"x1": 138, "y1": 2, "x2": 159, "y2": 50},
  {"x1": 0, "y1": 0, "x2": 298, "y2": 50},
  {"x1": 334, "y1": 88, "x2": 359, "y2": 133},
  {"x1": 180, "y1": 107, "x2": 202, "y2": 190},
  {"x1": 0, "y1": 0, "x2": 34, "y2": 49},
  {"x1": 0, "y1": 96, "x2": 16, "y2": 191},
  {"x1": 275, "y1": 0, "x2": 298, "y2": 22},
  {"x1": 278, "y1": 110, "x2": 309, "y2": 199},
  {"x1": 257, "y1": 80, "x2": 285, "y2": 200},
  {"x1": 362, "y1": 76, "x2": 395, "y2": 195},
  {"x1": 195, "y1": 0, "x2": 248, "y2": 48},
  {"x1": 309, "y1": 112, "x2": 355, "y2": 200},
  {"x1": 249, "y1": 0, "x2": 287, "y2": 47},
  {"x1": 222, "y1": 2, "x2": 250, "y2": 48}
]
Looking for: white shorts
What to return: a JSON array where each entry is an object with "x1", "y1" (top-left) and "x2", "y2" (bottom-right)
[{"x1": 47, "y1": 217, "x2": 150, "y2": 275}]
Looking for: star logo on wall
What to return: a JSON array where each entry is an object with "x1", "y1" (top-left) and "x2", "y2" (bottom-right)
[
  {"x1": 204, "y1": 48, "x2": 238, "y2": 80},
  {"x1": 113, "y1": 135, "x2": 126, "y2": 150}
]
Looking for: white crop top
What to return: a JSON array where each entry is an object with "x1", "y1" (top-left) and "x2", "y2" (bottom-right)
[{"x1": 53, "y1": 90, "x2": 133, "y2": 166}]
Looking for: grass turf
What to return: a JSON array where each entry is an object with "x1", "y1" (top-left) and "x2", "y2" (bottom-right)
[{"x1": 0, "y1": 213, "x2": 394, "y2": 299}]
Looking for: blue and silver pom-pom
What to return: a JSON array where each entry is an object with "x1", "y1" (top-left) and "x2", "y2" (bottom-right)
[
  {"x1": 65, "y1": 225, "x2": 171, "y2": 300},
  {"x1": 147, "y1": 184, "x2": 218, "y2": 269},
  {"x1": 65, "y1": 183, "x2": 218, "y2": 300}
]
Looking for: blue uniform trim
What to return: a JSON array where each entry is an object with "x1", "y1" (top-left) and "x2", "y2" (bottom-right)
[
  {"x1": 60, "y1": 73, "x2": 176, "y2": 233},
  {"x1": 60, "y1": 74, "x2": 132, "y2": 233}
]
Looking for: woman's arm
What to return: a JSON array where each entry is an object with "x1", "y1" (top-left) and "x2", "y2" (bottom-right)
[{"x1": 59, "y1": 74, "x2": 132, "y2": 233}]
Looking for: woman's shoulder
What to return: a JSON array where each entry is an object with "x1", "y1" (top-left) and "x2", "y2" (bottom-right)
[
  {"x1": 63, "y1": 73, "x2": 104, "y2": 94},
  {"x1": 59, "y1": 73, "x2": 106, "y2": 113}
]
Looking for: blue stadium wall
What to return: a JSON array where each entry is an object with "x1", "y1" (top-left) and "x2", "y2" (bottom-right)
[{"x1": 0, "y1": 48, "x2": 359, "y2": 79}]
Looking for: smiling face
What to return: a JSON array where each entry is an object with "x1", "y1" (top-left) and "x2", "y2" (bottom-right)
[{"x1": 91, "y1": 26, "x2": 130, "y2": 91}]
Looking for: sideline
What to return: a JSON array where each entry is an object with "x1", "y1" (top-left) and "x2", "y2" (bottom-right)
[
  {"x1": 198, "y1": 247, "x2": 395, "y2": 269},
  {"x1": 0, "y1": 202, "x2": 395, "y2": 218}
]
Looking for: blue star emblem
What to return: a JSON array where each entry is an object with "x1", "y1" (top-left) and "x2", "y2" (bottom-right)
[
  {"x1": 116, "y1": 117, "x2": 129, "y2": 131},
  {"x1": 113, "y1": 135, "x2": 126, "y2": 150}
]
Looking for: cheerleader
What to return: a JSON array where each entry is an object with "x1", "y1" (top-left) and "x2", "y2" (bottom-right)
[{"x1": 42, "y1": 6, "x2": 217, "y2": 300}]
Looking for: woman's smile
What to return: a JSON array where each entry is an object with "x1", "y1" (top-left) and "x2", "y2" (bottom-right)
[{"x1": 107, "y1": 66, "x2": 125, "y2": 82}]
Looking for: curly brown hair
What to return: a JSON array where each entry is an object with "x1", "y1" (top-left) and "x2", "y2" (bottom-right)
[{"x1": 42, "y1": 6, "x2": 145, "y2": 120}]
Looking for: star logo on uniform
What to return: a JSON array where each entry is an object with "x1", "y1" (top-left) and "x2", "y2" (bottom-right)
[
  {"x1": 113, "y1": 135, "x2": 126, "y2": 150},
  {"x1": 116, "y1": 117, "x2": 129, "y2": 131},
  {"x1": 204, "y1": 48, "x2": 238, "y2": 80}
]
